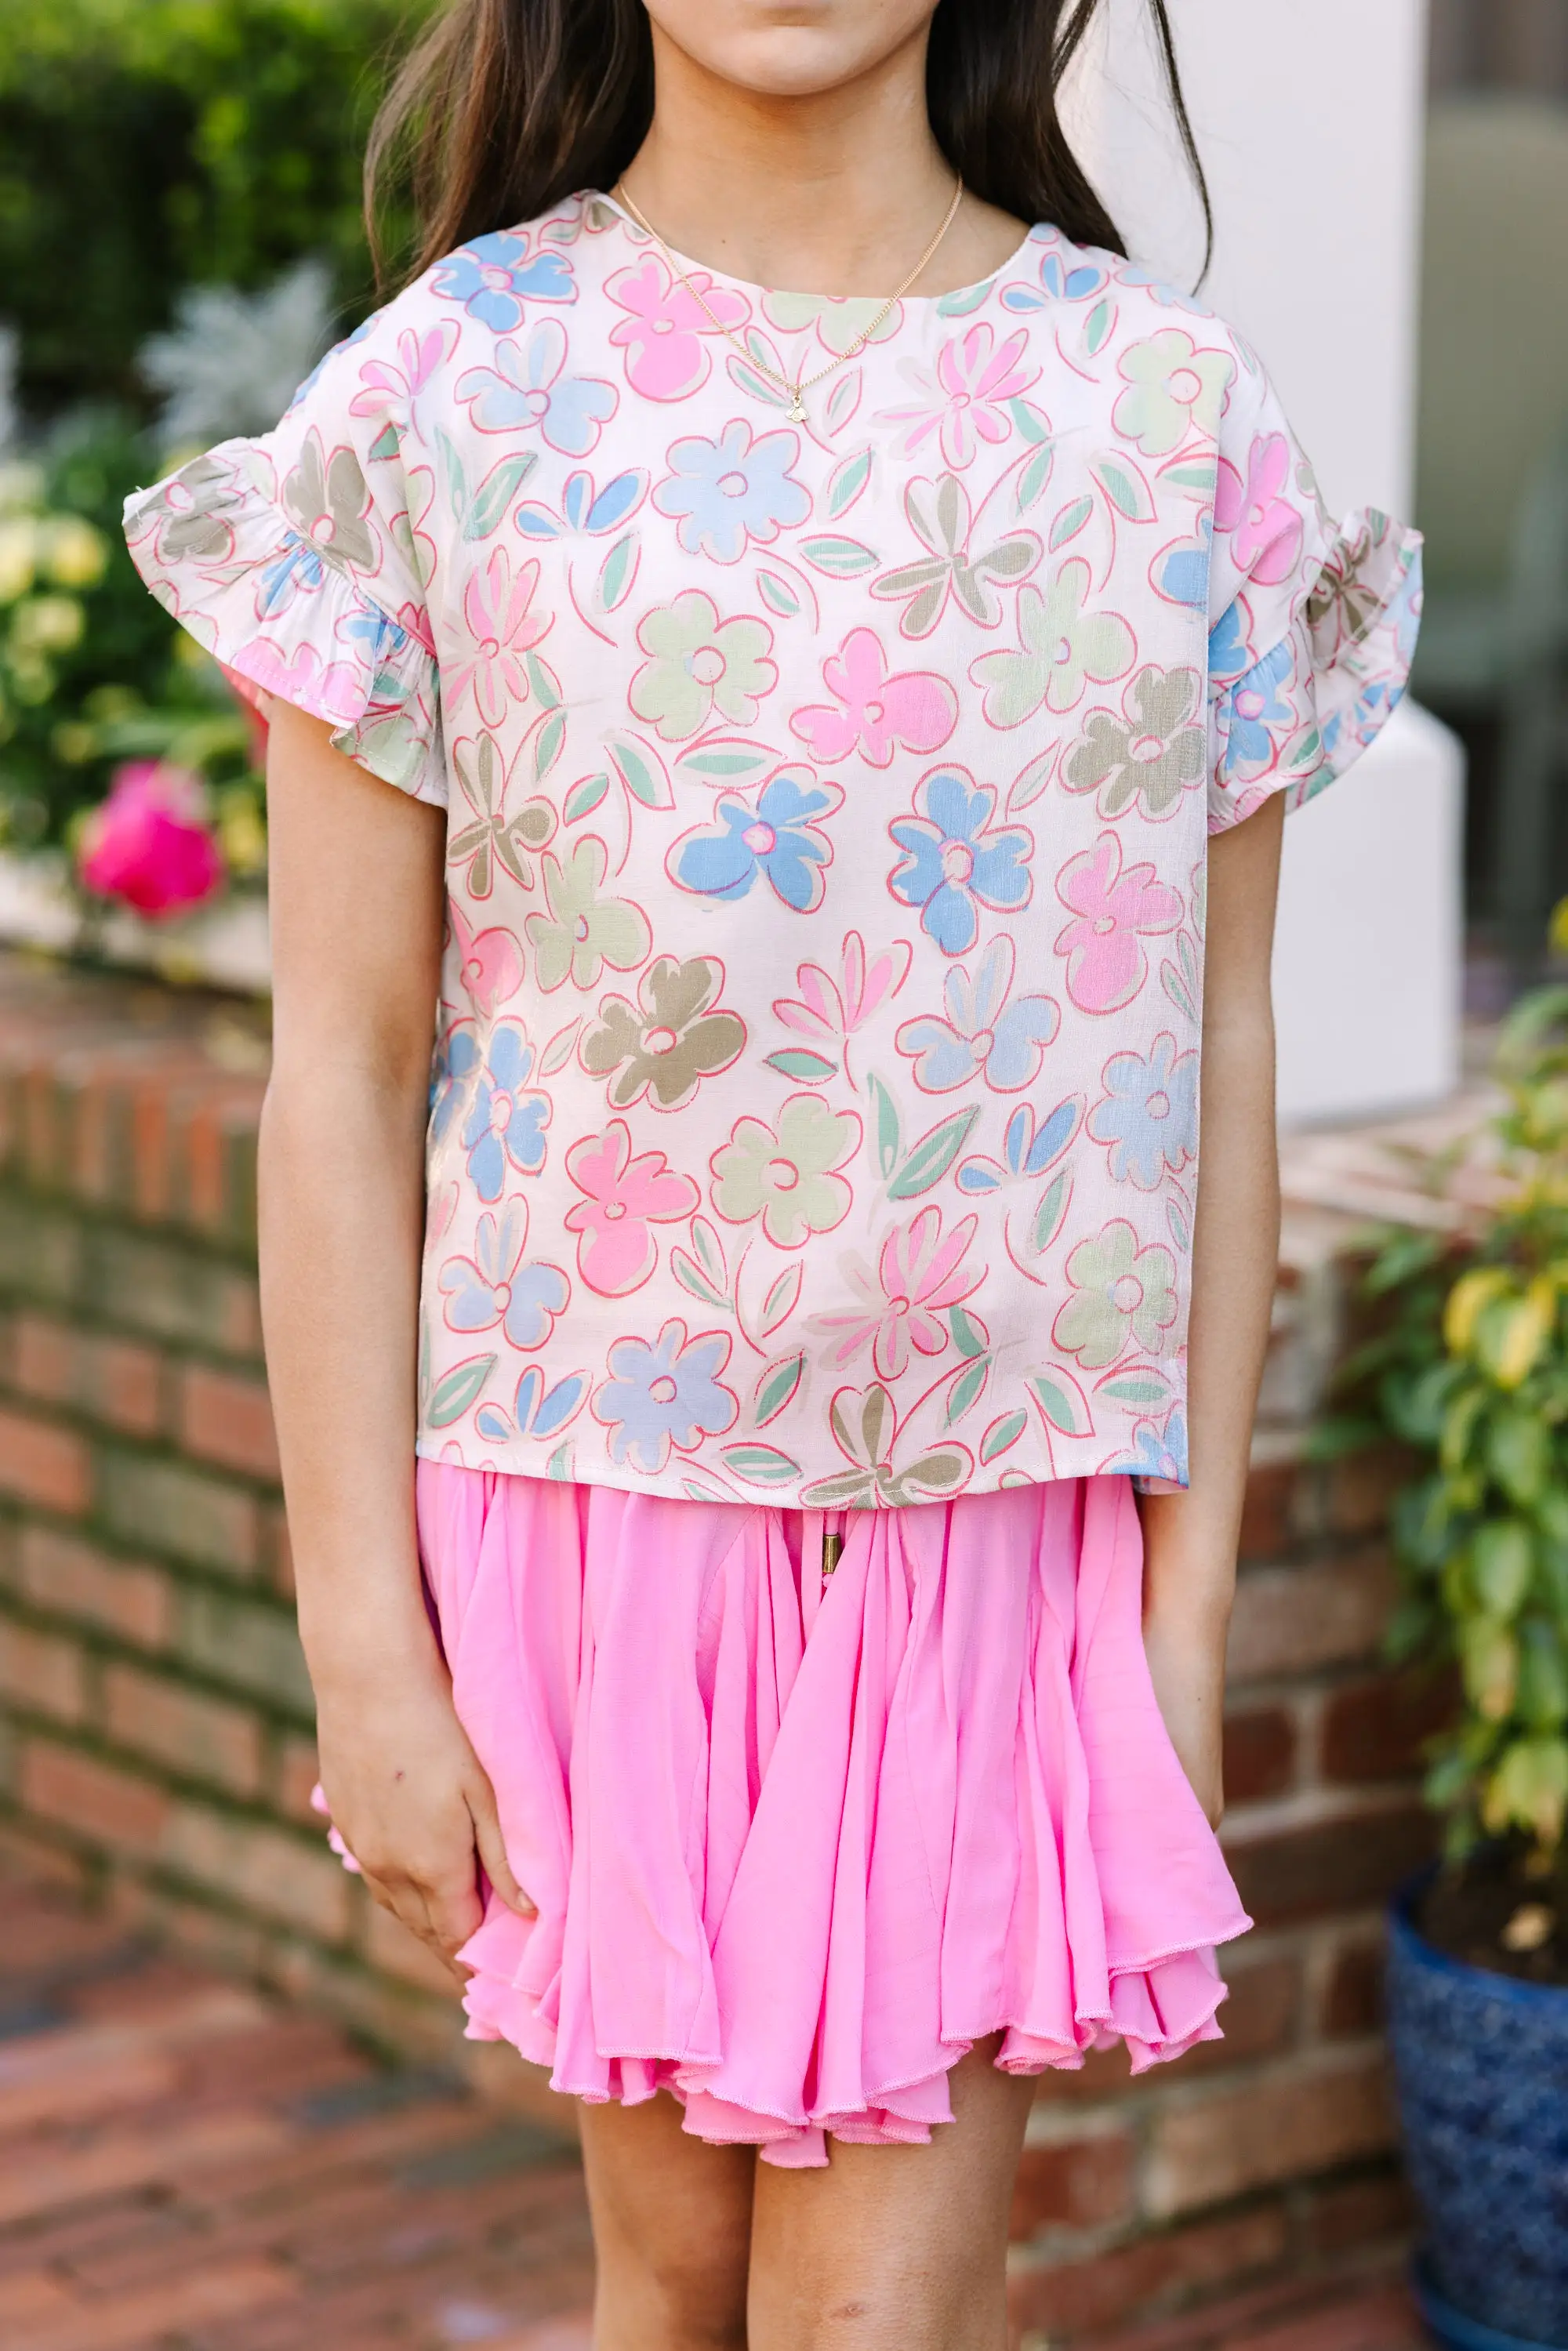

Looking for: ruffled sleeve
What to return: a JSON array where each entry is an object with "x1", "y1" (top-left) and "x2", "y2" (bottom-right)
[
  {"x1": 123, "y1": 320, "x2": 446, "y2": 808},
  {"x1": 1204, "y1": 356, "x2": 1422, "y2": 837}
]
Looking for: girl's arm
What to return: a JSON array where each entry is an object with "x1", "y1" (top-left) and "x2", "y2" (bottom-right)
[
  {"x1": 260, "y1": 702, "x2": 530, "y2": 1966},
  {"x1": 1139, "y1": 793, "x2": 1286, "y2": 1826}
]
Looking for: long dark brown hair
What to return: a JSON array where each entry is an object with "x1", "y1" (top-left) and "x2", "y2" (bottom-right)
[{"x1": 366, "y1": 0, "x2": 1210, "y2": 293}]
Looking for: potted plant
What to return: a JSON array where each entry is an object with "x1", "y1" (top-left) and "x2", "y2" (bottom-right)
[{"x1": 1328, "y1": 980, "x2": 1568, "y2": 2350}]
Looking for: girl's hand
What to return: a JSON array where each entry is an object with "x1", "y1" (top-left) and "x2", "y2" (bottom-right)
[
  {"x1": 314, "y1": 1660, "x2": 534, "y2": 1973},
  {"x1": 1141, "y1": 1602, "x2": 1229, "y2": 1830}
]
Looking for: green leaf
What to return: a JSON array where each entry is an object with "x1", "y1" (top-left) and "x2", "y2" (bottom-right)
[
  {"x1": 1015, "y1": 444, "x2": 1055, "y2": 515},
  {"x1": 936, "y1": 278, "x2": 993, "y2": 316},
  {"x1": 1459, "y1": 1617, "x2": 1519, "y2": 1719},
  {"x1": 1008, "y1": 749, "x2": 1054, "y2": 812},
  {"x1": 753, "y1": 1354, "x2": 804, "y2": 1428},
  {"x1": 435, "y1": 426, "x2": 469, "y2": 525},
  {"x1": 765, "y1": 1048, "x2": 837, "y2": 1083},
  {"x1": 866, "y1": 1070, "x2": 901, "y2": 1179},
  {"x1": 679, "y1": 741, "x2": 774, "y2": 781},
  {"x1": 980, "y1": 1410, "x2": 1028, "y2": 1464},
  {"x1": 524, "y1": 651, "x2": 561, "y2": 709},
  {"x1": 1032, "y1": 1169, "x2": 1071, "y2": 1255},
  {"x1": 949, "y1": 1303, "x2": 988, "y2": 1360},
  {"x1": 367, "y1": 422, "x2": 401, "y2": 463},
  {"x1": 1471, "y1": 1519, "x2": 1534, "y2": 1619},
  {"x1": 608, "y1": 734, "x2": 672, "y2": 809},
  {"x1": 1049, "y1": 495, "x2": 1093, "y2": 551},
  {"x1": 946, "y1": 1355, "x2": 990, "y2": 1424},
  {"x1": 826, "y1": 448, "x2": 872, "y2": 519},
  {"x1": 1098, "y1": 1376, "x2": 1171, "y2": 1406},
  {"x1": 597, "y1": 532, "x2": 637, "y2": 612},
  {"x1": 671, "y1": 1251, "x2": 728, "y2": 1311},
  {"x1": 464, "y1": 451, "x2": 535, "y2": 540},
  {"x1": 888, "y1": 1104, "x2": 980, "y2": 1200},
  {"x1": 532, "y1": 708, "x2": 565, "y2": 783},
  {"x1": 759, "y1": 1263, "x2": 802, "y2": 1335},
  {"x1": 427, "y1": 1353, "x2": 495, "y2": 1428},
  {"x1": 1092, "y1": 457, "x2": 1154, "y2": 522},
  {"x1": 1007, "y1": 398, "x2": 1053, "y2": 446},
  {"x1": 1029, "y1": 1372, "x2": 1091, "y2": 1437},
  {"x1": 720, "y1": 1443, "x2": 801, "y2": 1485},
  {"x1": 1085, "y1": 296, "x2": 1116, "y2": 355},
  {"x1": 1517, "y1": 1619, "x2": 1568, "y2": 1729},
  {"x1": 1488, "y1": 1410, "x2": 1551, "y2": 1504},
  {"x1": 564, "y1": 772, "x2": 609, "y2": 824},
  {"x1": 800, "y1": 535, "x2": 877, "y2": 577},
  {"x1": 691, "y1": 1217, "x2": 726, "y2": 1286},
  {"x1": 757, "y1": 568, "x2": 800, "y2": 618}
]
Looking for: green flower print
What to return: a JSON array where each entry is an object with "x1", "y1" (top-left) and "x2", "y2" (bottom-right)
[
  {"x1": 971, "y1": 559, "x2": 1134, "y2": 726},
  {"x1": 1111, "y1": 329, "x2": 1234, "y2": 458},
  {"x1": 628, "y1": 590, "x2": 776, "y2": 742},
  {"x1": 1062, "y1": 665, "x2": 1205, "y2": 820},
  {"x1": 582, "y1": 954, "x2": 746, "y2": 1111},
  {"x1": 525, "y1": 837, "x2": 652, "y2": 991},
  {"x1": 281, "y1": 429, "x2": 376, "y2": 571},
  {"x1": 710, "y1": 1094, "x2": 859, "y2": 1247},
  {"x1": 1053, "y1": 1221, "x2": 1178, "y2": 1368},
  {"x1": 764, "y1": 290, "x2": 901, "y2": 357}
]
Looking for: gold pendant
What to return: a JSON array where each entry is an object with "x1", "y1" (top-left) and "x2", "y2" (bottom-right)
[{"x1": 787, "y1": 392, "x2": 806, "y2": 423}]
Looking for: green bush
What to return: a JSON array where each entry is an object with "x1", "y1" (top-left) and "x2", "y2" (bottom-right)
[
  {"x1": 1329, "y1": 985, "x2": 1568, "y2": 1860},
  {"x1": 0, "y1": 0, "x2": 429, "y2": 419}
]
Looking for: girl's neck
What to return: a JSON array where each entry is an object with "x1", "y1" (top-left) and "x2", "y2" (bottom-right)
[{"x1": 622, "y1": 27, "x2": 1024, "y2": 299}]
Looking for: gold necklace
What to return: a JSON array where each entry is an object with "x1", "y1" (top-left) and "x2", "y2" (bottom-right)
[{"x1": 612, "y1": 173, "x2": 966, "y2": 424}]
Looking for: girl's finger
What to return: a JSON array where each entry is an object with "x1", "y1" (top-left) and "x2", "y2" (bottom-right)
[
  {"x1": 467, "y1": 1783, "x2": 535, "y2": 1916},
  {"x1": 419, "y1": 1867, "x2": 485, "y2": 1960}
]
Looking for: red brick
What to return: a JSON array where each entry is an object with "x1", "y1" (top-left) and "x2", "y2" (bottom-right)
[
  {"x1": 0, "y1": 1403, "x2": 89, "y2": 1513},
  {"x1": 102, "y1": 1663, "x2": 263, "y2": 1797},
  {"x1": 275, "y1": 1732, "x2": 321, "y2": 1823},
  {"x1": 1321, "y1": 1664, "x2": 1457, "y2": 1785},
  {"x1": 1238, "y1": 1460, "x2": 1299, "y2": 1559},
  {"x1": 1223, "y1": 1707, "x2": 1298, "y2": 1803},
  {"x1": 0, "y1": 1619, "x2": 85, "y2": 1723},
  {"x1": 1011, "y1": 2129, "x2": 1135, "y2": 2237},
  {"x1": 97, "y1": 1450, "x2": 260, "y2": 1578},
  {"x1": 1326, "y1": 1445, "x2": 1413, "y2": 1539},
  {"x1": 20, "y1": 1738, "x2": 172, "y2": 1857},
  {"x1": 1226, "y1": 1552, "x2": 1395, "y2": 1684},
  {"x1": 267, "y1": 1504, "x2": 296, "y2": 1598},
  {"x1": 1145, "y1": 2051, "x2": 1394, "y2": 2217},
  {"x1": 1298, "y1": 2168, "x2": 1410, "y2": 2259},
  {"x1": 1320, "y1": 1932, "x2": 1385, "y2": 2038},
  {"x1": 1009, "y1": 2206, "x2": 1289, "y2": 2339},
  {"x1": 162, "y1": 1804, "x2": 353, "y2": 1942},
  {"x1": 179, "y1": 1362, "x2": 280, "y2": 1481},
  {"x1": 10, "y1": 1312, "x2": 162, "y2": 1435},
  {"x1": 1225, "y1": 1800, "x2": 1436, "y2": 1928},
  {"x1": 17, "y1": 1526, "x2": 172, "y2": 1647}
]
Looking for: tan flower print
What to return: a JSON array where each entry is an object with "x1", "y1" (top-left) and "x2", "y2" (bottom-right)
[
  {"x1": 281, "y1": 429, "x2": 376, "y2": 571},
  {"x1": 581, "y1": 955, "x2": 746, "y2": 1112}
]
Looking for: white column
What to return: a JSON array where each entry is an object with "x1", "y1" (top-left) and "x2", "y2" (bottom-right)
[{"x1": 1068, "y1": 0, "x2": 1465, "y2": 1126}]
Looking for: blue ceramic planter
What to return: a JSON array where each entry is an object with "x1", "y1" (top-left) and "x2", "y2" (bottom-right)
[{"x1": 1388, "y1": 1876, "x2": 1568, "y2": 2350}]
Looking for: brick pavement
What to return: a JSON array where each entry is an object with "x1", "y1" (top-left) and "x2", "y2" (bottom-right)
[{"x1": 1, "y1": 1853, "x2": 1434, "y2": 2351}]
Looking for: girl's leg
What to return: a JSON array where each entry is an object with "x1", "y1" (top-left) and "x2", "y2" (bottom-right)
[
  {"x1": 579, "y1": 2090, "x2": 756, "y2": 2350},
  {"x1": 747, "y1": 2037, "x2": 1035, "y2": 2351}
]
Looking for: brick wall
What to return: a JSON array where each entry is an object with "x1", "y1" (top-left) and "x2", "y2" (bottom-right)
[{"x1": 0, "y1": 951, "x2": 1454, "y2": 2342}]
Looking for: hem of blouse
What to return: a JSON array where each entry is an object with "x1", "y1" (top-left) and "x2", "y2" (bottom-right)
[
  {"x1": 122, "y1": 479, "x2": 447, "y2": 811},
  {"x1": 411, "y1": 1436, "x2": 1176, "y2": 1509}
]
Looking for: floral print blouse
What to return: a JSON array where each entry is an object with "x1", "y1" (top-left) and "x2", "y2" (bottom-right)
[{"x1": 125, "y1": 193, "x2": 1421, "y2": 1507}]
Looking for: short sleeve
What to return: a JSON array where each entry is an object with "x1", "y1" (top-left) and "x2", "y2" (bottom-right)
[
  {"x1": 1203, "y1": 352, "x2": 1422, "y2": 837},
  {"x1": 123, "y1": 313, "x2": 446, "y2": 808}
]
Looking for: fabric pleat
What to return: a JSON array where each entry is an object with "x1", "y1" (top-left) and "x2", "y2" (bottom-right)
[{"x1": 349, "y1": 1466, "x2": 1250, "y2": 2166}]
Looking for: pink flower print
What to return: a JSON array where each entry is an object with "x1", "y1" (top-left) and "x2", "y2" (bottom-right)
[
  {"x1": 1214, "y1": 432, "x2": 1305, "y2": 588},
  {"x1": 238, "y1": 635, "x2": 360, "y2": 721},
  {"x1": 789, "y1": 628, "x2": 957, "y2": 768},
  {"x1": 448, "y1": 550, "x2": 550, "y2": 727},
  {"x1": 564, "y1": 1119, "x2": 699, "y2": 1297},
  {"x1": 819, "y1": 1206, "x2": 984, "y2": 1382},
  {"x1": 1054, "y1": 831, "x2": 1182, "y2": 1014},
  {"x1": 607, "y1": 255, "x2": 750, "y2": 401},
  {"x1": 771, "y1": 929, "x2": 912, "y2": 1083},
  {"x1": 884, "y1": 324, "x2": 1037, "y2": 468},
  {"x1": 446, "y1": 904, "x2": 523, "y2": 1020},
  {"x1": 349, "y1": 321, "x2": 459, "y2": 417}
]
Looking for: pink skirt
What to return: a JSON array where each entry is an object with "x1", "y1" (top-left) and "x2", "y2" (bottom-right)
[{"x1": 328, "y1": 1466, "x2": 1250, "y2": 2166}]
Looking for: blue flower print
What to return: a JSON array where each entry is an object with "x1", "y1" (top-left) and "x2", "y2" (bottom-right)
[
  {"x1": 895, "y1": 934, "x2": 1058, "y2": 1094},
  {"x1": 437, "y1": 1201, "x2": 570, "y2": 1349},
  {"x1": 593, "y1": 1319, "x2": 739, "y2": 1475},
  {"x1": 956, "y1": 1097, "x2": 1080, "y2": 1195},
  {"x1": 1156, "y1": 515, "x2": 1213, "y2": 611},
  {"x1": 1217, "y1": 637, "x2": 1295, "y2": 782},
  {"x1": 654, "y1": 419, "x2": 809, "y2": 564},
  {"x1": 456, "y1": 321, "x2": 617, "y2": 456},
  {"x1": 671, "y1": 767, "x2": 841, "y2": 913},
  {"x1": 888, "y1": 766, "x2": 1033, "y2": 956},
  {"x1": 459, "y1": 1021, "x2": 551, "y2": 1202},
  {"x1": 431, "y1": 233, "x2": 575, "y2": 333},
  {"x1": 1207, "y1": 594, "x2": 1254, "y2": 688},
  {"x1": 1001, "y1": 249, "x2": 1109, "y2": 311},
  {"x1": 1088, "y1": 1032, "x2": 1199, "y2": 1188},
  {"x1": 257, "y1": 538, "x2": 326, "y2": 618},
  {"x1": 430, "y1": 1021, "x2": 482, "y2": 1145},
  {"x1": 475, "y1": 1364, "x2": 590, "y2": 1446},
  {"x1": 516, "y1": 466, "x2": 648, "y2": 541},
  {"x1": 1118, "y1": 1409, "x2": 1189, "y2": 1485}
]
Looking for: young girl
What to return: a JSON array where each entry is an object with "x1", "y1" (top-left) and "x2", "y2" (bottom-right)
[{"x1": 126, "y1": 2, "x2": 1421, "y2": 2341}]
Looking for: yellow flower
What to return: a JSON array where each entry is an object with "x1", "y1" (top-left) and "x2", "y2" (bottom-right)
[{"x1": 1443, "y1": 1265, "x2": 1511, "y2": 1355}]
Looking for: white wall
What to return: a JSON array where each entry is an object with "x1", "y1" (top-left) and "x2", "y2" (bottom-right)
[{"x1": 1069, "y1": 0, "x2": 1465, "y2": 1125}]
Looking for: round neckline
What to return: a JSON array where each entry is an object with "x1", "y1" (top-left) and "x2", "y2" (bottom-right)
[{"x1": 592, "y1": 190, "x2": 1038, "y2": 313}]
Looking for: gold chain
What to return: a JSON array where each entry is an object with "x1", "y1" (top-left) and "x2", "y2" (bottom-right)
[{"x1": 611, "y1": 174, "x2": 965, "y2": 424}]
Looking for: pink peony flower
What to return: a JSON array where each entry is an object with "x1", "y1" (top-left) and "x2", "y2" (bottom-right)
[{"x1": 77, "y1": 762, "x2": 224, "y2": 921}]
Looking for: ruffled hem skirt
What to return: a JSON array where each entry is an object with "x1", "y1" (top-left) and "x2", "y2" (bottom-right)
[{"x1": 323, "y1": 1466, "x2": 1250, "y2": 2167}]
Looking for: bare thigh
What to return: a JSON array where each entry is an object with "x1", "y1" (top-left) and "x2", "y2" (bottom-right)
[
  {"x1": 748, "y1": 2036, "x2": 1036, "y2": 2351},
  {"x1": 578, "y1": 2088, "x2": 755, "y2": 2351}
]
